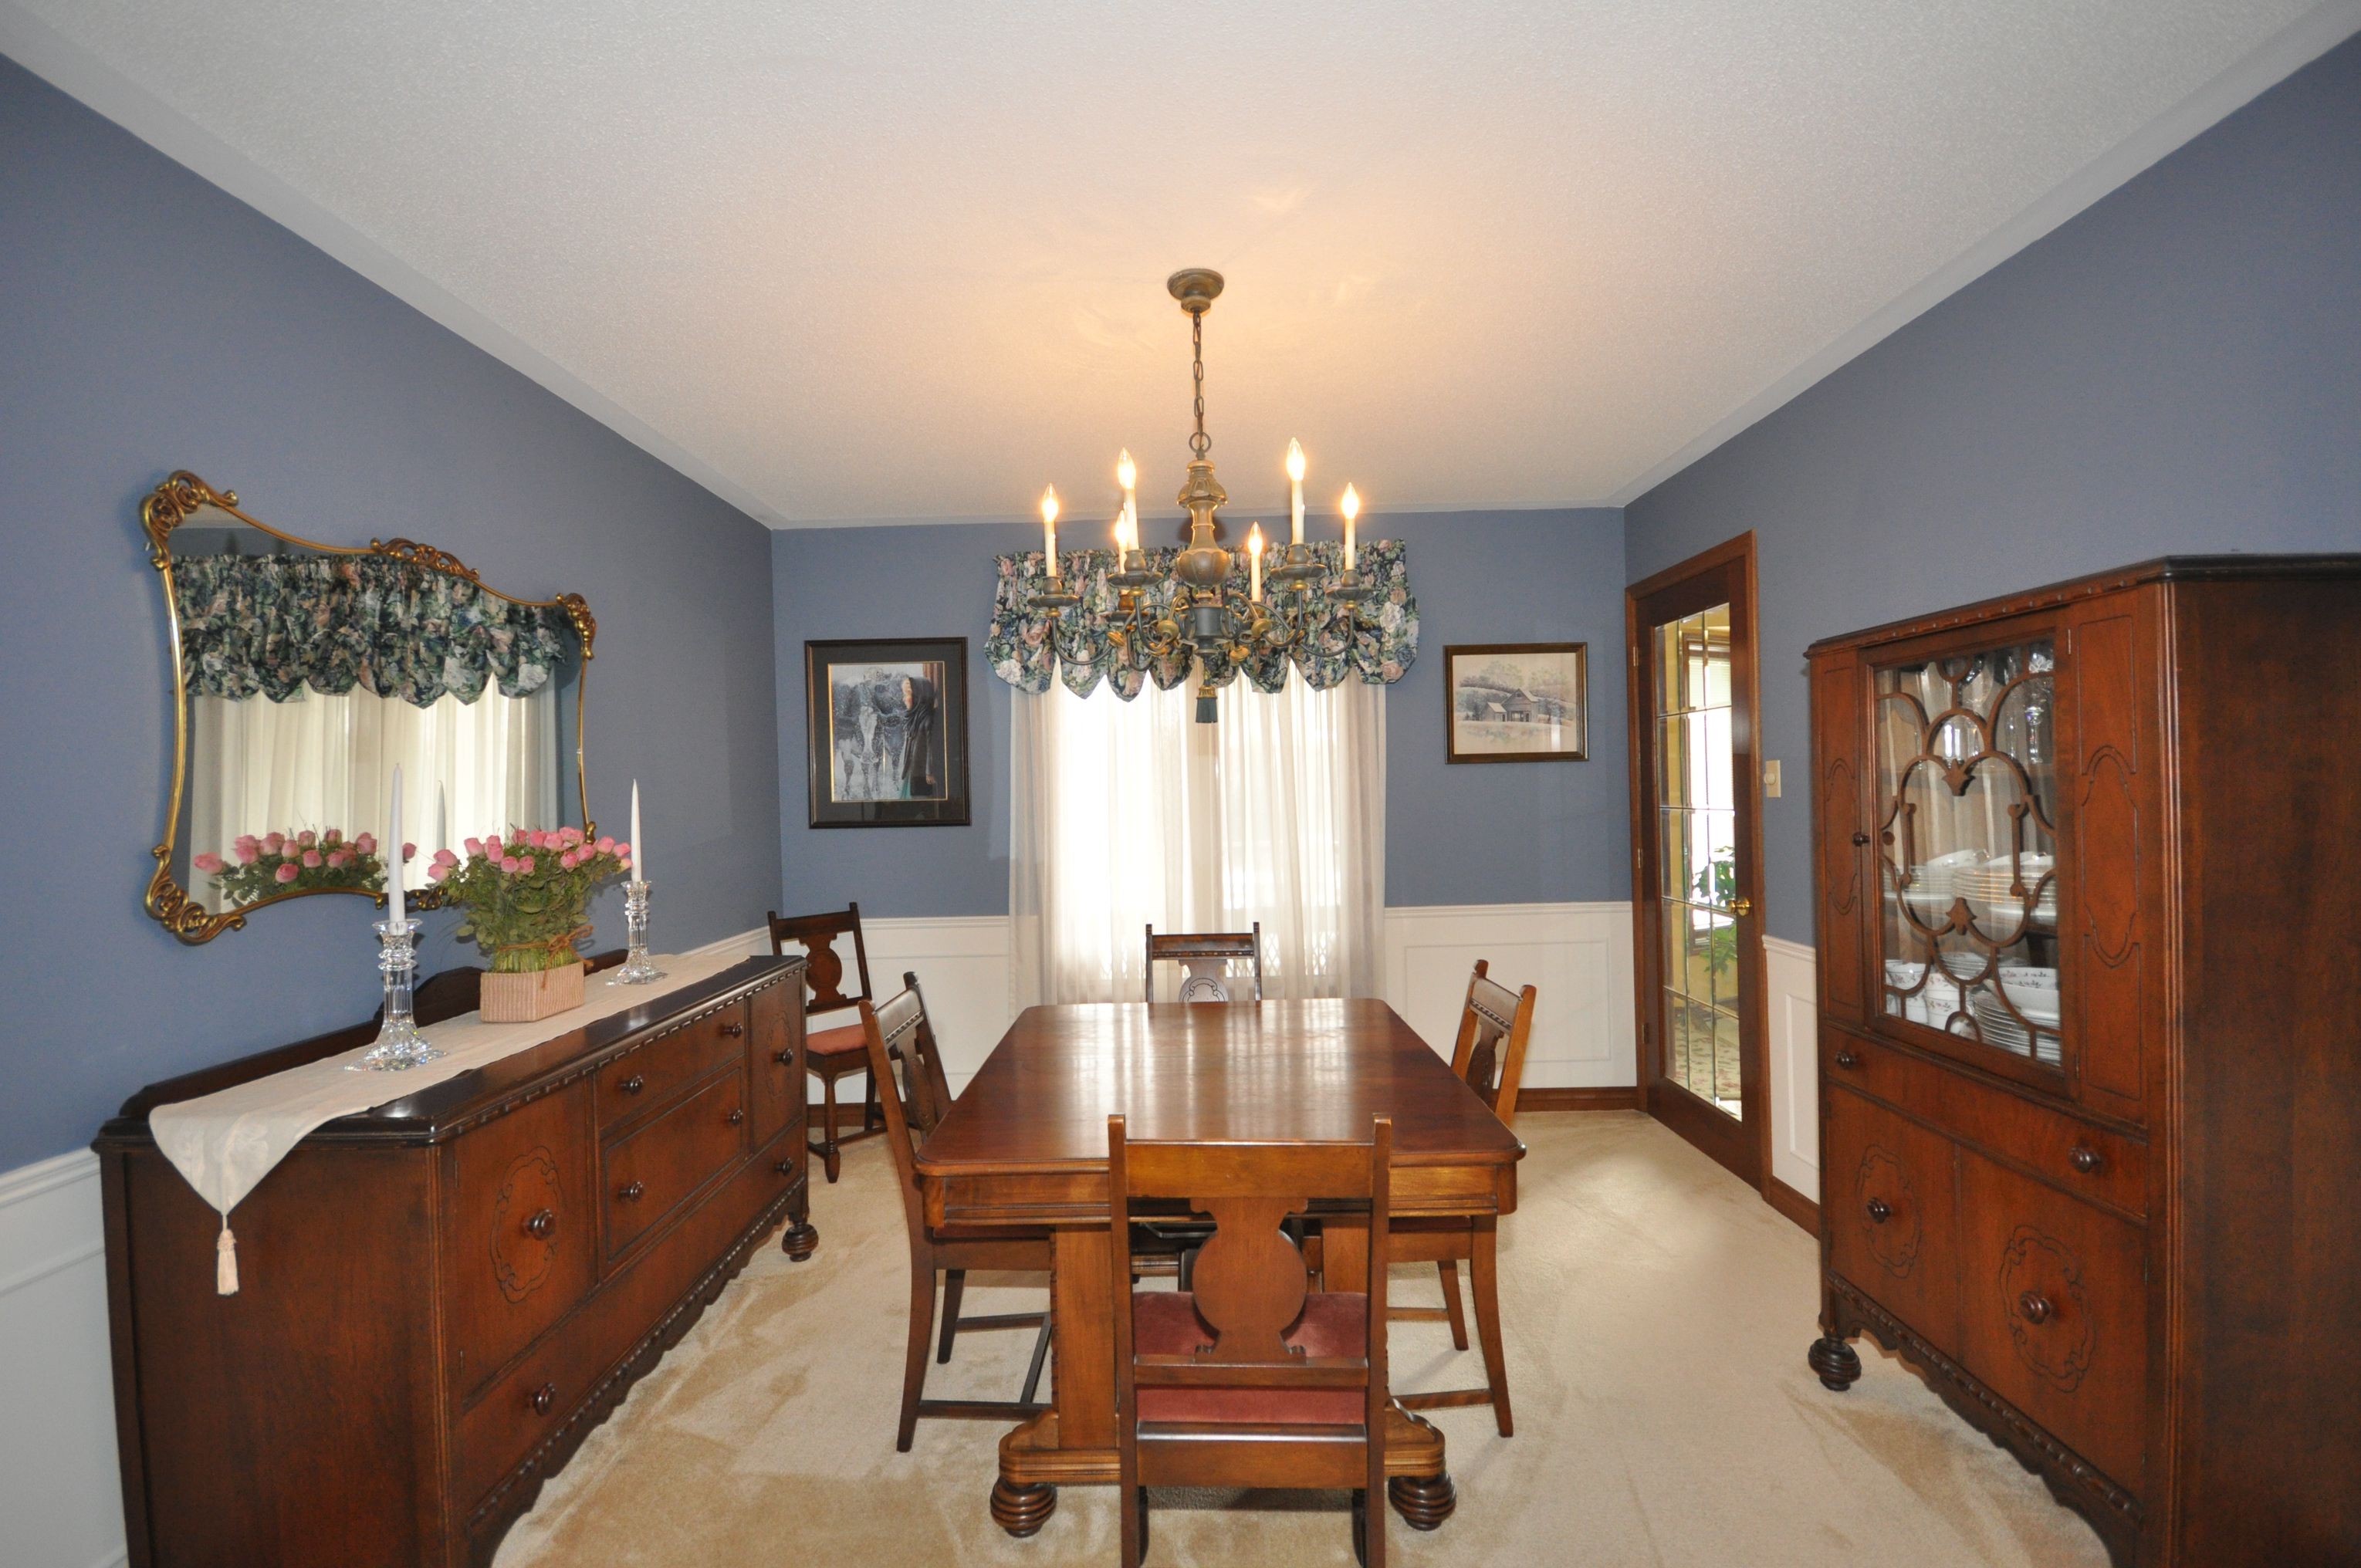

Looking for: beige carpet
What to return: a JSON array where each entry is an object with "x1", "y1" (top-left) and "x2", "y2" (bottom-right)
[{"x1": 494, "y1": 1113, "x2": 2109, "y2": 1567}]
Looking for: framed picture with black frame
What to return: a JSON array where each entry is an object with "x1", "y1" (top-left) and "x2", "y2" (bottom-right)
[
  {"x1": 804, "y1": 637, "x2": 972, "y2": 826},
  {"x1": 1444, "y1": 641, "x2": 1588, "y2": 763}
]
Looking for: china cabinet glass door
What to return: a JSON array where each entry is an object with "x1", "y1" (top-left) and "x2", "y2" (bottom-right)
[{"x1": 1872, "y1": 637, "x2": 2064, "y2": 1070}]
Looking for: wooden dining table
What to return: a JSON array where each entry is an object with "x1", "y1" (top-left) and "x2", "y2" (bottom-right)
[{"x1": 915, "y1": 998, "x2": 1527, "y2": 1536}]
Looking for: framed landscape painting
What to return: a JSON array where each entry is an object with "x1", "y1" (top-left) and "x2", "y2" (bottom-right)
[
  {"x1": 1445, "y1": 642, "x2": 1588, "y2": 763},
  {"x1": 805, "y1": 638, "x2": 971, "y2": 826}
]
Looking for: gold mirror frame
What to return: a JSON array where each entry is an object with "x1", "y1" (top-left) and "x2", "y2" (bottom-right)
[{"x1": 141, "y1": 471, "x2": 597, "y2": 944}]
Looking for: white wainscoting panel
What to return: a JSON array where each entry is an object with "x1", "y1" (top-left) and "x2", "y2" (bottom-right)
[
  {"x1": 1764, "y1": 935, "x2": 1821, "y2": 1203},
  {"x1": 0, "y1": 1149, "x2": 127, "y2": 1568},
  {"x1": 1381, "y1": 902, "x2": 1636, "y2": 1090}
]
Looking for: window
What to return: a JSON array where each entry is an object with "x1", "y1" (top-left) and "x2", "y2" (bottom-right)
[{"x1": 1010, "y1": 674, "x2": 1385, "y2": 1002}]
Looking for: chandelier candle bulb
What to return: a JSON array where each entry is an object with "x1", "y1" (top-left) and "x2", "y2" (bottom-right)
[
  {"x1": 1040, "y1": 485, "x2": 1061, "y2": 579},
  {"x1": 1341, "y1": 483, "x2": 1361, "y2": 572},
  {"x1": 1249, "y1": 523, "x2": 1264, "y2": 602},
  {"x1": 1287, "y1": 438, "x2": 1306, "y2": 546}
]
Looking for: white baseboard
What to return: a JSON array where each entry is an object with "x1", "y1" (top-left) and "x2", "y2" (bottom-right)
[
  {"x1": 0, "y1": 1149, "x2": 126, "y2": 1568},
  {"x1": 1763, "y1": 934, "x2": 1821, "y2": 1203}
]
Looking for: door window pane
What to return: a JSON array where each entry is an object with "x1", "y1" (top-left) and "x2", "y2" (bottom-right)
[{"x1": 1655, "y1": 603, "x2": 1741, "y2": 1121}]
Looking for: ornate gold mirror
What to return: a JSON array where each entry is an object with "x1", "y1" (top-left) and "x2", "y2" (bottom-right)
[{"x1": 141, "y1": 471, "x2": 595, "y2": 943}]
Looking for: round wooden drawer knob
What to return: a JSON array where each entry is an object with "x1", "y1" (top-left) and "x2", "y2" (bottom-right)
[
  {"x1": 2068, "y1": 1145, "x2": 2104, "y2": 1174},
  {"x1": 2018, "y1": 1291, "x2": 2055, "y2": 1326},
  {"x1": 775, "y1": 1158, "x2": 796, "y2": 1177},
  {"x1": 620, "y1": 1074, "x2": 645, "y2": 1095},
  {"x1": 618, "y1": 1181, "x2": 646, "y2": 1203},
  {"x1": 726, "y1": 1107, "x2": 745, "y2": 1126},
  {"x1": 1865, "y1": 1198, "x2": 1892, "y2": 1225},
  {"x1": 1851, "y1": 831, "x2": 1871, "y2": 846},
  {"x1": 720, "y1": 1021, "x2": 746, "y2": 1038},
  {"x1": 1834, "y1": 1048, "x2": 1860, "y2": 1070},
  {"x1": 525, "y1": 1208, "x2": 557, "y2": 1241},
  {"x1": 532, "y1": 1382, "x2": 558, "y2": 1415},
  {"x1": 773, "y1": 1048, "x2": 793, "y2": 1065}
]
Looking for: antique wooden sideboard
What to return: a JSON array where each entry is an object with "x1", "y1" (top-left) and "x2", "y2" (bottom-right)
[
  {"x1": 1805, "y1": 556, "x2": 2360, "y2": 1566},
  {"x1": 95, "y1": 954, "x2": 815, "y2": 1568}
]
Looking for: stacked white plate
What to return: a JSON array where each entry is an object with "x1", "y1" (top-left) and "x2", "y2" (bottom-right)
[
  {"x1": 1959, "y1": 852, "x2": 2058, "y2": 933},
  {"x1": 1967, "y1": 966, "x2": 2062, "y2": 1063},
  {"x1": 1900, "y1": 849, "x2": 1985, "y2": 921}
]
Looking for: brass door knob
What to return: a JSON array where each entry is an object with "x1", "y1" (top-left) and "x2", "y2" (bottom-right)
[
  {"x1": 1730, "y1": 896, "x2": 1754, "y2": 918},
  {"x1": 1865, "y1": 1198, "x2": 1892, "y2": 1225},
  {"x1": 525, "y1": 1208, "x2": 557, "y2": 1241}
]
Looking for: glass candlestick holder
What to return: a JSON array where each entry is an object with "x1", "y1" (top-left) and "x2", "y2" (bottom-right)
[
  {"x1": 349, "y1": 917, "x2": 444, "y2": 1071},
  {"x1": 609, "y1": 880, "x2": 667, "y2": 985}
]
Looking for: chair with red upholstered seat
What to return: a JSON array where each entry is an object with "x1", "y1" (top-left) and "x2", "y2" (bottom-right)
[
  {"x1": 1389, "y1": 959, "x2": 1534, "y2": 1436},
  {"x1": 1109, "y1": 1113, "x2": 1394, "y2": 1566},
  {"x1": 864, "y1": 978, "x2": 1053, "y2": 1451},
  {"x1": 768, "y1": 904, "x2": 887, "y2": 1182}
]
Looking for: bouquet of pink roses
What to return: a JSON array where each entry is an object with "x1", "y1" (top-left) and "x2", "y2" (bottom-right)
[
  {"x1": 194, "y1": 827, "x2": 413, "y2": 906},
  {"x1": 431, "y1": 827, "x2": 632, "y2": 973}
]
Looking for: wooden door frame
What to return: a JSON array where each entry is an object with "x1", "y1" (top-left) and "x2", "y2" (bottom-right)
[{"x1": 1625, "y1": 530, "x2": 1772, "y2": 1195}]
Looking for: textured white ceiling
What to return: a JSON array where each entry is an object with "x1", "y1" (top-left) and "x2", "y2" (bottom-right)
[{"x1": 7, "y1": 2, "x2": 2356, "y2": 526}]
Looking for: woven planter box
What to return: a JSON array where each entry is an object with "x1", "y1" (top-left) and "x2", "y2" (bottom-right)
[{"x1": 480, "y1": 959, "x2": 587, "y2": 1023}]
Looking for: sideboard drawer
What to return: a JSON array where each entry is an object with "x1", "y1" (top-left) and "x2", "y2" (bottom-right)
[
  {"x1": 602, "y1": 1068, "x2": 747, "y2": 1259},
  {"x1": 1825, "y1": 1026, "x2": 2147, "y2": 1219},
  {"x1": 1956, "y1": 1147, "x2": 2149, "y2": 1492},
  {"x1": 448, "y1": 1083, "x2": 594, "y2": 1391},
  {"x1": 595, "y1": 1003, "x2": 746, "y2": 1131},
  {"x1": 455, "y1": 1320, "x2": 577, "y2": 1514},
  {"x1": 1825, "y1": 1086, "x2": 1960, "y2": 1353}
]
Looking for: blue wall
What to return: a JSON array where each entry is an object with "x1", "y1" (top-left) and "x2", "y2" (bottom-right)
[
  {"x1": 773, "y1": 508, "x2": 1629, "y2": 917},
  {"x1": 0, "y1": 56, "x2": 782, "y2": 1170},
  {"x1": 1625, "y1": 33, "x2": 2361, "y2": 946}
]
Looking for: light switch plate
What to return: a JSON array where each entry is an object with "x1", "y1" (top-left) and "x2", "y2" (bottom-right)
[{"x1": 1763, "y1": 759, "x2": 1782, "y2": 798}]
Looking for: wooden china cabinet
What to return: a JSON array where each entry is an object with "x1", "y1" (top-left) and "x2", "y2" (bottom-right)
[{"x1": 1803, "y1": 556, "x2": 2360, "y2": 1567}]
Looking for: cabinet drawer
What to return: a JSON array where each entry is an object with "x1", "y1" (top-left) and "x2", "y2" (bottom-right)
[
  {"x1": 1825, "y1": 1028, "x2": 2147, "y2": 1219},
  {"x1": 446, "y1": 1083, "x2": 595, "y2": 1393},
  {"x1": 746, "y1": 980, "x2": 805, "y2": 1147},
  {"x1": 1957, "y1": 1148, "x2": 2148, "y2": 1492},
  {"x1": 595, "y1": 1002, "x2": 746, "y2": 1131},
  {"x1": 602, "y1": 1068, "x2": 747, "y2": 1259},
  {"x1": 454, "y1": 1318, "x2": 579, "y2": 1513},
  {"x1": 1825, "y1": 1086, "x2": 1960, "y2": 1353}
]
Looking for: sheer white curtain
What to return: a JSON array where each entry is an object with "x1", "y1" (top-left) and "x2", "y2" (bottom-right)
[
  {"x1": 1010, "y1": 673, "x2": 1385, "y2": 1005},
  {"x1": 189, "y1": 686, "x2": 558, "y2": 887}
]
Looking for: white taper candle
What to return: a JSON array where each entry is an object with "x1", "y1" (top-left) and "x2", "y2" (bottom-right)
[
  {"x1": 631, "y1": 779, "x2": 644, "y2": 882},
  {"x1": 387, "y1": 765, "x2": 404, "y2": 924}
]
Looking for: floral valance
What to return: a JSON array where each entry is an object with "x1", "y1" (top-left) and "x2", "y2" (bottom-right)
[
  {"x1": 986, "y1": 537, "x2": 1418, "y2": 699},
  {"x1": 173, "y1": 553, "x2": 574, "y2": 706}
]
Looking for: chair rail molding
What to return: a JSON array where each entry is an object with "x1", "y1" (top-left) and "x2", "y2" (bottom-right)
[
  {"x1": 1762, "y1": 934, "x2": 1821, "y2": 1206},
  {"x1": 0, "y1": 1147, "x2": 128, "y2": 1568}
]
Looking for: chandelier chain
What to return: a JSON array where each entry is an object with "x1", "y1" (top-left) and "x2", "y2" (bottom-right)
[{"x1": 1189, "y1": 310, "x2": 1210, "y2": 459}]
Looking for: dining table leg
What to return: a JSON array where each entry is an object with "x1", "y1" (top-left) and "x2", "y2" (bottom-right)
[{"x1": 993, "y1": 1224, "x2": 1119, "y2": 1535}]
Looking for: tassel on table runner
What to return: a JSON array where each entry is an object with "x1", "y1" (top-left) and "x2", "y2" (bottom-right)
[{"x1": 216, "y1": 1215, "x2": 238, "y2": 1296}]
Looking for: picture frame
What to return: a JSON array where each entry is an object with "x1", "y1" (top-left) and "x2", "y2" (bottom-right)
[
  {"x1": 805, "y1": 638, "x2": 971, "y2": 826},
  {"x1": 1444, "y1": 642, "x2": 1588, "y2": 763}
]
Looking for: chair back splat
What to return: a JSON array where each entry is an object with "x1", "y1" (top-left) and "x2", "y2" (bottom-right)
[
  {"x1": 1108, "y1": 1114, "x2": 1392, "y2": 1567},
  {"x1": 1451, "y1": 958, "x2": 1538, "y2": 1126},
  {"x1": 1144, "y1": 922, "x2": 1264, "y2": 1003}
]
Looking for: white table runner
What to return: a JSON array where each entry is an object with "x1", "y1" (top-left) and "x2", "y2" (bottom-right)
[{"x1": 151, "y1": 950, "x2": 756, "y2": 1293}]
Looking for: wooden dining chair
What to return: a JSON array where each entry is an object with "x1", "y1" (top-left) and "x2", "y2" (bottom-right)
[
  {"x1": 767, "y1": 904, "x2": 881, "y2": 1182},
  {"x1": 1143, "y1": 922, "x2": 1263, "y2": 1002},
  {"x1": 1110, "y1": 1114, "x2": 1394, "y2": 1568},
  {"x1": 1389, "y1": 959, "x2": 1535, "y2": 1438},
  {"x1": 862, "y1": 978, "x2": 1054, "y2": 1451}
]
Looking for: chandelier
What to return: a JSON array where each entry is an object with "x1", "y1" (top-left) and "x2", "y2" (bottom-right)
[{"x1": 1030, "y1": 268, "x2": 1378, "y2": 722}]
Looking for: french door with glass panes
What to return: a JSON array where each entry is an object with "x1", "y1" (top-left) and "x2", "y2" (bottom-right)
[{"x1": 1628, "y1": 536, "x2": 1767, "y2": 1187}]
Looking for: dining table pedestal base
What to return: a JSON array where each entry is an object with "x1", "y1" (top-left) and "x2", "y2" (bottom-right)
[{"x1": 990, "y1": 1403, "x2": 1456, "y2": 1536}]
